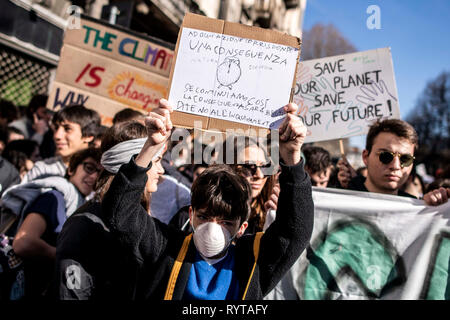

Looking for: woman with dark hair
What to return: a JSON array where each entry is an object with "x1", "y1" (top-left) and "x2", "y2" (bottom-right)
[
  {"x1": 226, "y1": 135, "x2": 278, "y2": 233},
  {"x1": 55, "y1": 120, "x2": 165, "y2": 300},
  {"x1": 170, "y1": 135, "x2": 279, "y2": 234}
]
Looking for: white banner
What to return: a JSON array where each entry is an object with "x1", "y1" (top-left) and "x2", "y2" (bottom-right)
[
  {"x1": 267, "y1": 187, "x2": 450, "y2": 300},
  {"x1": 293, "y1": 48, "x2": 400, "y2": 143}
]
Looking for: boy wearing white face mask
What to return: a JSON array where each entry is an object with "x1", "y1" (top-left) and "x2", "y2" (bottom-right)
[{"x1": 102, "y1": 99, "x2": 314, "y2": 300}]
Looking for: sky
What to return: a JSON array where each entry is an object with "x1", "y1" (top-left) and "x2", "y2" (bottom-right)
[{"x1": 302, "y1": 0, "x2": 450, "y2": 149}]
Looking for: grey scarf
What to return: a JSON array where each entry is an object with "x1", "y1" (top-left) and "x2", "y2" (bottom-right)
[{"x1": 101, "y1": 138, "x2": 165, "y2": 174}]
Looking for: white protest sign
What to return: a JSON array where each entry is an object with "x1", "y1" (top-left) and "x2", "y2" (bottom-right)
[
  {"x1": 293, "y1": 48, "x2": 400, "y2": 143},
  {"x1": 168, "y1": 27, "x2": 300, "y2": 130}
]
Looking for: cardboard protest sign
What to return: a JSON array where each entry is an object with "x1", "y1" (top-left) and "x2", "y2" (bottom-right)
[
  {"x1": 47, "y1": 15, "x2": 174, "y2": 126},
  {"x1": 293, "y1": 48, "x2": 400, "y2": 143},
  {"x1": 168, "y1": 13, "x2": 301, "y2": 136}
]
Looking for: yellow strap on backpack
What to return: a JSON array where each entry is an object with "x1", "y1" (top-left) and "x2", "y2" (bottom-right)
[
  {"x1": 164, "y1": 233, "x2": 192, "y2": 300},
  {"x1": 242, "y1": 231, "x2": 264, "y2": 300},
  {"x1": 164, "y1": 231, "x2": 264, "y2": 300}
]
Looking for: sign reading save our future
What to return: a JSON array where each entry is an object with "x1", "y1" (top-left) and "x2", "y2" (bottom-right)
[
  {"x1": 47, "y1": 15, "x2": 174, "y2": 126},
  {"x1": 293, "y1": 48, "x2": 400, "y2": 143}
]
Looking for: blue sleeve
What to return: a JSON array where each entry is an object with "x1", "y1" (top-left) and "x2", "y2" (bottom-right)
[{"x1": 24, "y1": 190, "x2": 66, "y2": 233}]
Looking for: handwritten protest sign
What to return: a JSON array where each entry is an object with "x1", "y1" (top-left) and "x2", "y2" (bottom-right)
[
  {"x1": 168, "y1": 13, "x2": 301, "y2": 136},
  {"x1": 293, "y1": 48, "x2": 400, "y2": 143},
  {"x1": 47, "y1": 15, "x2": 174, "y2": 126}
]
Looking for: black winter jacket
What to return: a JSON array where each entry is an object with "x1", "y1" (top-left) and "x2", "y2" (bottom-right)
[{"x1": 102, "y1": 157, "x2": 314, "y2": 300}]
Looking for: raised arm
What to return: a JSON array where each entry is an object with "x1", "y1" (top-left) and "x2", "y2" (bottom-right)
[
  {"x1": 258, "y1": 103, "x2": 314, "y2": 294},
  {"x1": 102, "y1": 99, "x2": 176, "y2": 263}
]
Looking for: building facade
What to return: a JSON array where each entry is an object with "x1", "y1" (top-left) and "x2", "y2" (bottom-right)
[{"x1": 0, "y1": 0, "x2": 306, "y2": 108}]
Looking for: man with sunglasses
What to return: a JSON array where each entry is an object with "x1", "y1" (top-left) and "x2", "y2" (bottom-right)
[{"x1": 338, "y1": 119, "x2": 450, "y2": 205}]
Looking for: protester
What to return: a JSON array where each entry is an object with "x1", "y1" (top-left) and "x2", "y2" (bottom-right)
[
  {"x1": 1, "y1": 147, "x2": 101, "y2": 299},
  {"x1": 2, "y1": 139, "x2": 40, "y2": 179},
  {"x1": 356, "y1": 166, "x2": 368, "y2": 178},
  {"x1": 302, "y1": 145, "x2": 333, "y2": 188},
  {"x1": 21, "y1": 105, "x2": 101, "y2": 183},
  {"x1": 100, "y1": 99, "x2": 313, "y2": 300},
  {"x1": 112, "y1": 107, "x2": 192, "y2": 225},
  {"x1": 8, "y1": 95, "x2": 50, "y2": 146},
  {"x1": 337, "y1": 119, "x2": 450, "y2": 205},
  {"x1": 169, "y1": 135, "x2": 279, "y2": 234},
  {"x1": 55, "y1": 120, "x2": 165, "y2": 299}
]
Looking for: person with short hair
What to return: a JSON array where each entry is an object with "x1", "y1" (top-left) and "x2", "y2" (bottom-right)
[
  {"x1": 302, "y1": 145, "x2": 333, "y2": 188},
  {"x1": 21, "y1": 105, "x2": 101, "y2": 183},
  {"x1": 101, "y1": 99, "x2": 314, "y2": 300},
  {"x1": 337, "y1": 119, "x2": 450, "y2": 205}
]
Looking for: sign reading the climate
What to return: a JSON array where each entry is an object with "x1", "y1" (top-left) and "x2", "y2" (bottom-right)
[{"x1": 47, "y1": 17, "x2": 174, "y2": 126}]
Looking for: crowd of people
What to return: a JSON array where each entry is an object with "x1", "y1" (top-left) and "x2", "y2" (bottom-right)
[{"x1": 0, "y1": 94, "x2": 449, "y2": 300}]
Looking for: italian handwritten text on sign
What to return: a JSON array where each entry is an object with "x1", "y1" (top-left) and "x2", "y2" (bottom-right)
[
  {"x1": 168, "y1": 27, "x2": 299, "y2": 128},
  {"x1": 293, "y1": 48, "x2": 400, "y2": 143}
]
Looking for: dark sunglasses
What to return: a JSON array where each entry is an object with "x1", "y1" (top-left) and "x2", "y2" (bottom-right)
[
  {"x1": 236, "y1": 162, "x2": 272, "y2": 176},
  {"x1": 82, "y1": 162, "x2": 101, "y2": 175},
  {"x1": 376, "y1": 151, "x2": 415, "y2": 168}
]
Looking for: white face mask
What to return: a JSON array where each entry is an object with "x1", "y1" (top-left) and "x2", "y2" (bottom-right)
[{"x1": 192, "y1": 222, "x2": 236, "y2": 259}]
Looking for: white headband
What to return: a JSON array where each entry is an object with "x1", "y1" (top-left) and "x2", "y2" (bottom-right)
[{"x1": 101, "y1": 138, "x2": 166, "y2": 174}]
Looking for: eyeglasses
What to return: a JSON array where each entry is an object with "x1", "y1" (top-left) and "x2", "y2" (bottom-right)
[
  {"x1": 376, "y1": 151, "x2": 415, "y2": 168},
  {"x1": 82, "y1": 162, "x2": 101, "y2": 175},
  {"x1": 236, "y1": 163, "x2": 272, "y2": 176}
]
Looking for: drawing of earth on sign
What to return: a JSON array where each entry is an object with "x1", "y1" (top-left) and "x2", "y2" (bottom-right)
[{"x1": 216, "y1": 57, "x2": 241, "y2": 90}]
